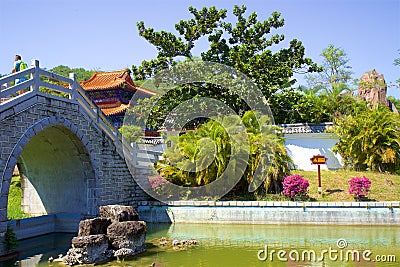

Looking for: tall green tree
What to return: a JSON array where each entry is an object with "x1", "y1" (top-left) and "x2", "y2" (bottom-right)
[
  {"x1": 132, "y1": 5, "x2": 320, "y2": 125},
  {"x1": 300, "y1": 45, "x2": 361, "y2": 122}
]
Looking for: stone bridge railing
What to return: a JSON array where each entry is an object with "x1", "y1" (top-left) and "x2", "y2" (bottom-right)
[{"x1": 0, "y1": 60, "x2": 133, "y2": 162}]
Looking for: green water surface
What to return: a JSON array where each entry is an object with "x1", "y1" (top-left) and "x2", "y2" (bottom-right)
[{"x1": 4, "y1": 223, "x2": 399, "y2": 267}]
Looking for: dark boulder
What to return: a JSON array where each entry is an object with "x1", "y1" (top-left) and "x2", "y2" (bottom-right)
[
  {"x1": 107, "y1": 221, "x2": 146, "y2": 253},
  {"x1": 78, "y1": 217, "x2": 111, "y2": 236},
  {"x1": 63, "y1": 234, "x2": 111, "y2": 265}
]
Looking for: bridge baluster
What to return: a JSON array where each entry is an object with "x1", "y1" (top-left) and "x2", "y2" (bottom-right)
[
  {"x1": 31, "y1": 59, "x2": 40, "y2": 92},
  {"x1": 69, "y1": 73, "x2": 77, "y2": 100}
]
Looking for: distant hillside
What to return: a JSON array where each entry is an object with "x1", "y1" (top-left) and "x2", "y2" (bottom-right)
[{"x1": 49, "y1": 65, "x2": 98, "y2": 82}]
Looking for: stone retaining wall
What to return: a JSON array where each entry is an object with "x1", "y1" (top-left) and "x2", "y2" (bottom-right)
[
  {"x1": 138, "y1": 200, "x2": 400, "y2": 208},
  {"x1": 6, "y1": 201, "x2": 399, "y2": 243},
  {"x1": 138, "y1": 201, "x2": 400, "y2": 225},
  {"x1": 7, "y1": 213, "x2": 80, "y2": 240}
]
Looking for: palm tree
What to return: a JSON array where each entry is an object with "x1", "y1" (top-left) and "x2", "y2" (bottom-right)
[
  {"x1": 333, "y1": 105, "x2": 400, "y2": 172},
  {"x1": 156, "y1": 111, "x2": 293, "y2": 198}
]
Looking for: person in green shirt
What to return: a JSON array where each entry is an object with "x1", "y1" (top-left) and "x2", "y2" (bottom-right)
[{"x1": 12, "y1": 55, "x2": 27, "y2": 84}]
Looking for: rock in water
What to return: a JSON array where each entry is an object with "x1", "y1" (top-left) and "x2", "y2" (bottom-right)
[
  {"x1": 63, "y1": 234, "x2": 110, "y2": 265},
  {"x1": 100, "y1": 205, "x2": 139, "y2": 222},
  {"x1": 114, "y1": 248, "x2": 134, "y2": 258},
  {"x1": 107, "y1": 221, "x2": 146, "y2": 253},
  {"x1": 62, "y1": 205, "x2": 145, "y2": 265},
  {"x1": 78, "y1": 217, "x2": 111, "y2": 236}
]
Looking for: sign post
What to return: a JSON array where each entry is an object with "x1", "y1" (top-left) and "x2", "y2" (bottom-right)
[{"x1": 310, "y1": 155, "x2": 327, "y2": 196}]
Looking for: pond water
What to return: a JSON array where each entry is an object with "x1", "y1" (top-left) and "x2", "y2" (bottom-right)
[{"x1": 2, "y1": 223, "x2": 399, "y2": 267}]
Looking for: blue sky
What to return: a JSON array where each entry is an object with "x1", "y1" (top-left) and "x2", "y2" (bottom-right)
[{"x1": 1, "y1": 0, "x2": 399, "y2": 97}]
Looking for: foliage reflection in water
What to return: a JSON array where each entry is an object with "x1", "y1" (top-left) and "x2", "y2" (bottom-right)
[{"x1": 3, "y1": 223, "x2": 399, "y2": 267}]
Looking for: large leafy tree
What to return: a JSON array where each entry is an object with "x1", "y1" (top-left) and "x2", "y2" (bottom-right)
[
  {"x1": 132, "y1": 5, "x2": 320, "y2": 125},
  {"x1": 300, "y1": 45, "x2": 361, "y2": 122}
]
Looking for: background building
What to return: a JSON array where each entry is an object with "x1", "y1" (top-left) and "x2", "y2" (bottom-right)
[{"x1": 80, "y1": 69, "x2": 156, "y2": 127}]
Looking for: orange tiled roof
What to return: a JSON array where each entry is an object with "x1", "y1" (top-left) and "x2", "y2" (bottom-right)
[
  {"x1": 101, "y1": 104, "x2": 130, "y2": 116},
  {"x1": 80, "y1": 70, "x2": 157, "y2": 96},
  {"x1": 80, "y1": 70, "x2": 136, "y2": 91}
]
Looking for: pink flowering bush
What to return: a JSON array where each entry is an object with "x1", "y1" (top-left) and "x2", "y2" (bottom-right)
[
  {"x1": 348, "y1": 176, "x2": 371, "y2": 200},
  {"x1": 282, "y1": 174, "x2": 309, "y2": 200},
  {"x1": 149, "y1": 175, "x2": 170, "y2": 195}
]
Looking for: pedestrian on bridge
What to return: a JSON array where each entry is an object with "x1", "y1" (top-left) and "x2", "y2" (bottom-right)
[
  {"x1": 12, "y1": 55, "x2": 22, "y2": 72},
  {"x1": 11, "y1": 54, "x2": 28, "y2": 94}
]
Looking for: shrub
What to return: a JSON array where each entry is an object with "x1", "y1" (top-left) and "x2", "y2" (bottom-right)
[
  {"x1": 155, "y1": 111, "x2": 292, "y2": 198},
  {"x1": 7, "y1": 175, "x2": 29, "y2": 220},
  {"x1": 348, "y1": 176, "x2": 371, "y2": 200},
  {"x1": 119, "y1": 125, "x2": 143, "y2": 143},
  {"x1": 333, "y1": 105, "x2": 400, "y2": 172},
  {"x1": 2, "y1": 227, "x2": 18, "y2": 252},
  {"x1": 149, "y1": 175, "x2": 170, "y2": 196},
  {"x1": 282, "y1": 174, "x2": 309, "y2": 200}
]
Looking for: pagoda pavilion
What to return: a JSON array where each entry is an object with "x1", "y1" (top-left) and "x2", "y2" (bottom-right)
[{"x1": 80, "y1": 69, "x2": 156, "y2": 128}]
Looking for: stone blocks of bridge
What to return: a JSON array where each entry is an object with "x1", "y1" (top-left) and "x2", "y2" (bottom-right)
[{"x1": 0, "y1": 93, "x2": 151, "y2": 255}]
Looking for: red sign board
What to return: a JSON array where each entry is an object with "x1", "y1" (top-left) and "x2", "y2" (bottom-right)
[{"x1": 310, "y1": 155, "x2": 327, "y2": 165}]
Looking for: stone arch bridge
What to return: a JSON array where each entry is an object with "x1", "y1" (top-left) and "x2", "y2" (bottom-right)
[{"x1": 0, "y1": 61, "x2": 151, "y2": 250}]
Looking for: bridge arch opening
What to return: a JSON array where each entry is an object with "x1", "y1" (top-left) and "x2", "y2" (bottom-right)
[{"x1": 8, "y1": 125, "x2": 95, "y2": 218}]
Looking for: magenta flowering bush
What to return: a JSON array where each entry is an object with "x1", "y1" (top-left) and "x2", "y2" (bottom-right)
[
  {"x1": 282, "y1": 174, "x2": 309, "y2": 199},
  {"x1": 149, "y1": 175, "x2": 170, "y2": 195},
  {"x1": 348, "y1": 176, "x2": 371, "y2": 199}
]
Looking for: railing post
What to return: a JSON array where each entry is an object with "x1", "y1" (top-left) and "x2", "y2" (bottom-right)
[
  {"x1": 31, "y1": 59, "x2": 40, "y2": 92},
  {"x1": 96, "y1": 106, "x2": 100, "y2": 123},
  {"x1": 132, "y1": 143, "x2": 138, "y2": 167},
  {"x1": 69, "y1": 73, "x2": 77, "y2": 100}
]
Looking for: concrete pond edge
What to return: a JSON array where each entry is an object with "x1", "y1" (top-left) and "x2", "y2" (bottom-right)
[
  {"x1": 6, "y1": 201, "x2": 400, "y2": 242},
  {"x1": 138, "y1": 201, "x2": 400, "y2": 225}
]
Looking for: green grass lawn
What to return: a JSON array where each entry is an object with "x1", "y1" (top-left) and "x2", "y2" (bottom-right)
[
  {"x1": 292, "y1": 169, "x2": 400, "y2": 202},
  {"x1": 7, "y1": 175, "x2": 29, "y2": 220}
]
